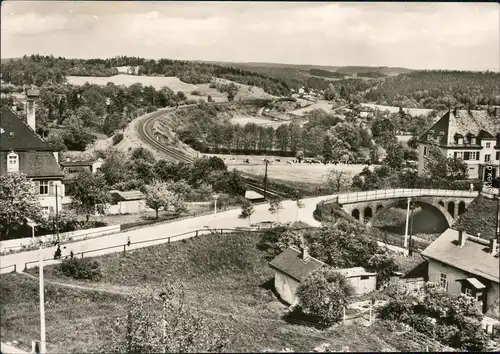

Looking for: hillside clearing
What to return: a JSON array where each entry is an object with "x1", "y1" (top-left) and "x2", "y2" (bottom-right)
[
  {"x1": 361, "y1": 103, "x2": 434, "y2": 116},
  {"x1": 8, "y1": 232, "x2": 448, "y2": 352}
]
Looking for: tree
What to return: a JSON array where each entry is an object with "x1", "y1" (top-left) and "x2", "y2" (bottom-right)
[
  {"x1": 238, "y1": 199, "x2": 255, "y2": 225},
  {"x1": 100, "y1": 150, "x2": 131, "y2": 187},
  {"x1": 107, "y1": 283, "x2": 230, "y2": 353},
  {"x1": 366, "y1": 248, "x2": 398, "y2": 288},
  {"x1": 384, "y1": 143, "x2": 405, "y2": 169},
  {"x1": 268, "y1": 197, "x2": 284, "y2": 222},
  {"x1": 144, "y1": 180, "x2": 184, "y2": 219},
  {"x1": 296, "y1": 268, "x2": 355, "y2": 325},
  {"x1": 131, "y1": 147, "x2": 156, "y2": 164},
  {"x1": 324, "y1": 169, "x2": 352, "y2": 192},
  {"x1": 71, "y1": 171, "x2": 111, "y2": 222},
  {"x1": 0, "y1": 173, "x2": 43, "y2": 239}
]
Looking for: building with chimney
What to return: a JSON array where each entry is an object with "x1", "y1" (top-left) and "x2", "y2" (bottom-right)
[
  {"x1": 417, "y1": 108, "x2": 500, "y2": 182},
  {"x1": 0, "y1": 106, "x2": 65, "y2": 214},
  {"x1": 268, "y1": 246, "x2": 377, "y2": 305},
  {"x1": 421, "y1": 228, "x2": 499, "y2": 316}
]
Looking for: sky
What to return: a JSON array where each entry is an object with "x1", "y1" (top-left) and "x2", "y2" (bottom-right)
[{"x1": 1, "y1": 1, "x2": 499, "y2": 71}]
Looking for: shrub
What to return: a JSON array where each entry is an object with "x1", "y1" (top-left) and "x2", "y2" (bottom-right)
[
  {"x1": 112, "y1": 133, "x2": 124, "y2": 145},
  {"x1": 60, "y1": 257, "x2": 102, "y2": 281}
]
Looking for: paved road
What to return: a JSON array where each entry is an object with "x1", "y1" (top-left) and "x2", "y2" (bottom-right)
[
  {"x1": 0, "y1": 196, "x2": 326, "y2": 273},
  {"x1": 0, "y1": 342, "x2": 28, "y2": 354}
]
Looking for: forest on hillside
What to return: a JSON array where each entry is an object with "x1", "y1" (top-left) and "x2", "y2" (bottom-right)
[
  {"x1": 0, "y1": 81, "x2": 189, "y2": 150},
  {"x1": 365, "y1": 70, "x2": 500, "y2": 109},
  {"x1": 0, "y1": 55, "x2": 290, "y2": 96}
]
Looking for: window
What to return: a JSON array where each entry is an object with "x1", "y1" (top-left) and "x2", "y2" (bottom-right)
[
  {"x1": 360, "y1": 275, "x2": 370, "y2": 280},
  {"x1": 485, "y1": 154, "x2": 491, "y2": 163},
  {"x1": 41, "y1": 206, "x2": 49, "y2": 214},
  {"x1": 469, "y1": 152, "x2": 479, "y2": 160},
  {"x1": 454, "y1": 151, "x2": 464, "y2": 160},
  {"x1": 6, "y1": 151, "x2": 19, "y2": 173},
  {"x1": 440, "y1": 273, "x2": 447, "y2": 289},
  {"x1": 39, "y1": 181, "x2": 49, "y2": 195},
  {"x1": 424, "y1": 146, "x2": 428, "y2": 156},
  {"x1": 496, "y1": 152, "x2": 499, "y2": 161},
  {"x1": 464, "y1": 287, "x2": 472, "y2": 297},
  {"x1": 486, "y1": 142, "x2": 491, "y2": 148}
]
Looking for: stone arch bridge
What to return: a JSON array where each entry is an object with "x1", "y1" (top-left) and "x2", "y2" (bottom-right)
[{"x1": 335, "y1": 189, "x2": 479, "y2": 226}]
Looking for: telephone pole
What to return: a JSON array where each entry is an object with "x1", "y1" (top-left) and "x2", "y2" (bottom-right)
[{"x1": 263, "y1": 160, "x2": 269, "y2": 199}]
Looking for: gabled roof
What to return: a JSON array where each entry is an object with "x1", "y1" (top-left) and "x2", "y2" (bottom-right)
[
  {"x1": 269, "y1": 247, "x2": 325, "y2": 282},
  {"x1": 245, "y1": 190, "x2": 264, "y2": 200},
  {"x1": 421, "y1": 228, "x2": 499, "y2": 283},
  {"x1": 419, "y1": 109, "x2": 500, "y2": 144},
  {"x1": 110, "y1": 190, "x2": 145, "y2": 201},
  {"x1": 0, "y1": 108, "x2": 53, "y2": 151},
  {"x1": 60, "y1": 160, "x2": 96, "y2": 167},
  {"x1": 0, "y1": 151, "x2": 63, "y2": 178}
]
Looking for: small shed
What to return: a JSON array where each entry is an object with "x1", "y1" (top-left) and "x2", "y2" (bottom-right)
[
  {"x1": 108, "y1": 190, "x2": 146, "y2": 215},
  {"x1": 245, "y1": 190, "x2": 265, "y2": 202},
  {"x1": 335, "y1": 267, "x2": 377, "y2": 295},
  {"x1": 269, "y1": 246, "x2": 325, "y2": 305}
]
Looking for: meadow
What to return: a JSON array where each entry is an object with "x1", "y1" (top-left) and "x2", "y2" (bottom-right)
[
  {"x1": 360, "y1": 103, "x2": 434, "y2": 116},
  {"x1": 3, "y1": 231, "x2": 449, "y2": 353}
]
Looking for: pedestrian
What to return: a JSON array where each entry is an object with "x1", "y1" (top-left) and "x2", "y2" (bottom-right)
[
  {"x1": 54, "y1": 244, "x2": 61, "y2": 260},
  {"x1": 70, "y1": 250, "x2": 74, "y2": 259},
  {"x1": 469, "y1": 183, "x2": 474, "y2": 192}
]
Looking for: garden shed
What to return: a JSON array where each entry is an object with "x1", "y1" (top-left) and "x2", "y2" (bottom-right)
[{"x1": 108, "y1": 190, "x2": 146, "y2": 215}]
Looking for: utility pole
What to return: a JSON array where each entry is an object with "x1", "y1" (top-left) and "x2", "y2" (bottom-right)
[
  {"x1": 404, "y1": 197, "x2": 411, "y2": 249},
  {"x1": 55, "y1": 184, "x2": 60, "y2": 243},
  {"x1": 495, "y1": 193, "x2": 500, "y2": 240},
  {"x1": 409, "y1": 200, "x2": 415, "y2": 257},
  {"x1": 39, "y1": 245, "x2": 46, "y2": 354},
  {"x1": 263, "y1": 160, "x2": 269, "y2": 199}
]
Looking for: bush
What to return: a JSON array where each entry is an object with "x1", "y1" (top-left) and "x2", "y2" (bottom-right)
[
  {"x1": 112, "y1": 133, "x2": 124, "y2": 145},
  {"x1": 60, "y1": 257, "x2": 102, "y2": 281}
]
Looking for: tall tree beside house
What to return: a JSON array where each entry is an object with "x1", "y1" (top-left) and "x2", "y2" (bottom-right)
[
  {"x1": 0, "y1": 173, "x2": 43, "y2": 239},
  {"x1": 144, "y1": 180, "x2": 185, "y2": 219},
  {"x1": 424, "y1": 143, "x2": 468, "y2": 184},
  {"x1": 106, "y1": 283, "x2": 230, "y2": 353},
  {"x1": 70, "y1": 170, "x2": 111, "y2": 222},
  {"x1": 296, "y1": 268, "x2": 355, "y2": 326},
  {"x1": 238, "y1": 200, "x2": 255, "y2": 225},
  {"x1": 384, "y1": 142, "x2": 405, "y2": 169}
]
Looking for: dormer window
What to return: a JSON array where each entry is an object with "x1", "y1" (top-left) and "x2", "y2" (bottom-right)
[{"x1": 7, "y1": 151, "x2": 19, "y2": 173}]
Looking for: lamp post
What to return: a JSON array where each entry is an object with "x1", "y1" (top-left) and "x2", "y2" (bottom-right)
[
  {"x1": 404, "y1": 197, "x2": 411, "y2": 249},
  {"x1": 158, "y1": 292, "x2": 168, "y2": 354},
  {"x1": 38, "y1": 242, "x2": 46, "y2": 354},
  {"x1": 55, "y1": 184, "x2": 60, "y2": 243},
  {"x1": 212, "y1": 194, "x2": 219, "y2": 230}
]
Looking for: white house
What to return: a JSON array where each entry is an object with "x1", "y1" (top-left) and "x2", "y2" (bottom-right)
[
  {"x1": 60, "y1": 157, "x2": 104, "y2": 176},
  {"x1": 0, "y1": 104, "x2": 65, "y2": 215},
  {"x1": 417, "y1": 108, "x2": 500, "y2": 182},
  {"x1": 421, "y1": 228, "x2": 499, "y2": 317},
  {"x1": 269, "y1": 247, "x2": 378, "y2": 305},
  {"x1": 107, "y1": 190, "x2": 146, "y2": 215}
]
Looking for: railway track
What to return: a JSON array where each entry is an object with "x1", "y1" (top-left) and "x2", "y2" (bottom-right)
[{"x1": 136, "y1": 100, "x2": 288, "y2": 199}]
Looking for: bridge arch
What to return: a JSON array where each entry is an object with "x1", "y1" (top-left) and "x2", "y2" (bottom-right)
[
  {"x1": 448, "y1": 201, "x2": 455, "y2": 218},
  {"x1": 438, "y1": 201, "x2": 444, "y2": 207},
  {"x1": 364, "y1": 207, "x2": 373, "y2": 222},
  {"x1": 352, "y1": 209, "x2": 360, "y2": 220},
  {"x1": 366, "y1": 198, "x2": 454, "y2": 229},
  {"x1": 458, "y1": 201, "x2": 466, "y2": 215}
]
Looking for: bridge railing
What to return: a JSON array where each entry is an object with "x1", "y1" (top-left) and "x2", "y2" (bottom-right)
[{"x1": 338, "y1": 189, "x2": 479, "y2": 204}]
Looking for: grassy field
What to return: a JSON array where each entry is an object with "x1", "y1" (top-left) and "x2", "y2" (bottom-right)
[
  {"x1": 230, "y1": 115, "x2": 289, "y2": 128},
  {"x1": 290, "y1": 100, "x2": 336, "y2": 116},
  {"x1": 360, "y1": 103, "x2": 434, "y2": 116},
  {"x1": 5, "y1": 231, "x2": 448, "y2": 352},
  {"x1": 229, "y1": 162, "x2": 370, "y2": 185},
  {"x1": 66, "y1": 74, "x2": 275, "y2": 102}
]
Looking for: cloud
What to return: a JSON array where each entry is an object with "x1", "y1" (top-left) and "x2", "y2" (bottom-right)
[{"x1": 2, "y1": 12, "x2": 70, "y2": 36}]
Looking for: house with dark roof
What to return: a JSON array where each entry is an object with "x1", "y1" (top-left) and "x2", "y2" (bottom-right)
[
  {"x1": 421, "y1": 228, "x2": 499, "y2": 317},
  {"x1": 417, "y1": 108, "x2": 500, "y2": 182},
  {"x1": 0, "y1": 107, "x2": 65, "y2": 215},
  {"x1": 60, "y1": 157, "x2": 104, "y2": 177},
  {"x1": 268, "y1": 247, "x2": 377, "y2": 305}
]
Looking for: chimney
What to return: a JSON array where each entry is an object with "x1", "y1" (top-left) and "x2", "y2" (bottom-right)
[
  {"x1": 490, "y1": 238, "x2": 498, "y2": 255},
  {"x1": 11, "y1": 105, "x2": 17, "y2": 112},
  {"x1": 458, "y1": 230, "x2": 467, "y2": 247},
  {"x1": 301, "y1": 246, "x2": 310, "y2": 262},
  {"x1": 66, "y1": 157, "x2": 71, "y2": 162},
  {"x1": 26, "y1": 89, "x2": 40, "y2": 132}
]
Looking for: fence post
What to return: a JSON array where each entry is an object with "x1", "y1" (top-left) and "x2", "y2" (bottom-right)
[
  {"x1": 81, "y1": 252, "x2": 84, "y2": 258},
  {"x1": 123, "y1": 245, "x2": 126, "y2": 256},
  {"x1": 343, "y1": 306, "x2": 346, "y2": 324},
  {"x1": 196, "y1": 230, "x2": 198, "y2": 237},
  {"x1": 13, "y1": 264, "x2": 16, "y2": 273},
  {"x1": 221, "y1": 229, "x2": 223, "y2": 235}
]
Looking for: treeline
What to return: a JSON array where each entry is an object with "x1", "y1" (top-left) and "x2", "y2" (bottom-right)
[
  {"x1": 0, "y1": 55, "x2": 291, "y2": 96},
  {"x1": 174, "y1": 104, "x2": 374, "y2": 159},
  {"x1": 365, "y1": 70, "x2": 500, "y2": 109},
  {"x1": 308, "y1": 69, "x2": 346, "y2": 79},
  {"x1": 1, "y1": 82, "x2": 190, "y2": 151}
]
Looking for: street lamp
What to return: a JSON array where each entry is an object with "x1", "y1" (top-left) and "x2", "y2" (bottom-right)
[
  {"x1": 38, "y1": 237, "x2": 46, "y2": 354},
  {"x1": 212, "y1": 194, "x2": 219, "y2": 230},
  {"x1": 404, "y1": 197, "x2": 411, "y2": 249},
  {"x1": 158, "y1": 291, "x2": 168, "y2": 354}
]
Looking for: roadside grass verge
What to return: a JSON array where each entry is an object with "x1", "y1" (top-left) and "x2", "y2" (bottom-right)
[{"x1": 14, "y1": 232, "x2": 446, "y2": 352}]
